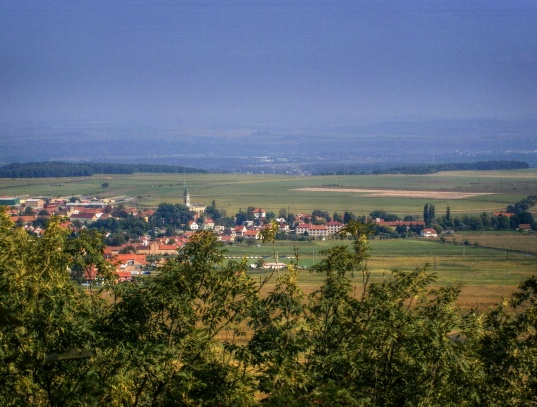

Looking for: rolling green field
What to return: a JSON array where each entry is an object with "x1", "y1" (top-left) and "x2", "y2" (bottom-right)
[
  {"x1": 1, "y1": 169, "x2": 536, "y2": 217},
  {"x1": 226, "y1": 235, "x2": 537, "y2": 310},
  {"x1": 2, "y1": 169, "x2": 536, "y2": 309}
]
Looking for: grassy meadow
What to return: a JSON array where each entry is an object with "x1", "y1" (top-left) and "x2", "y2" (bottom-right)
[
  {"x1": 227, "y1": 234, "x2": 537, "y2": 310},
  {"x1": 2, "y1": 169, "x2": 536, "y2": 309},
  {"x1": 1, "y1": 169, "x2": 536, "y2": 217}
]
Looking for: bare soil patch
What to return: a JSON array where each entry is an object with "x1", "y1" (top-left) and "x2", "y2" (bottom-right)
[{"x1": 294, "y1": 187, "x2": 495, "y2": 199}]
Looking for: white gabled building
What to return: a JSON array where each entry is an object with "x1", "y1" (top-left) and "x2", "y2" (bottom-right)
[
  {"x1": 251, "y1": 208, "x2": 266, "y2": 220},
  {"x1": 296, "y1": 222, "x2": 345, "y2": 237},
  {"x1": 295, "y1": 223, "x2": 329, "y2": 237},
  {"x1": 295, "y1": 223, "x2": 311, "y2": 235},
  {"x1": 326, "y1": 221, "x2": 343, "y2": 235},
  {"x1": 203, "y1": 217, "x2": 215, "y2": 230}
]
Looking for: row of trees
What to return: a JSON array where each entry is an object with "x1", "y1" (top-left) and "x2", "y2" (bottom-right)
[
  {"x1": 315, "y1": 160, "x2": 530, "y2": 176},
  {"x1": 507, "y1": 195, "x2": 537, "y2": 215},
  {"x1": 426, "y1": 196, "x2": 536, "y2": 232},
  {"x1": 374, "y1": 160, "x2": 529, "y2": 175},
  {"x1": 3, "y1": 213, "x2": 537, "y2": 405},
  {"x1": 0, "y1": 162, "x2": 208, "y2": 178}
]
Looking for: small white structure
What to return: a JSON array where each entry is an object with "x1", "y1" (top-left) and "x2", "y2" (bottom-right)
[
  {"x1": 420, "y1": 228, "x2": 438, "y2": 237},
  {"x1": 262, "y1": 262, "x2": 287, "y2": 270}
]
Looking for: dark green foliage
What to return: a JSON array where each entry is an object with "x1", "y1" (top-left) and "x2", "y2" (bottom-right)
[
  {"x1": 203, "y1": 201, "x2": 227, "y2": 224},
  {"x1": 506, "y1": 195, "x2": 537, "y2": 215},
  {"x1": 0, "y1": 213, "x2": 114, "y2": 406},
  {"x1": 312, "y1": 209, "x2": 331, "y2": 223},
  {"x1": 375, "y1": 160, "x2": 529, "y2": 175},
  {"x1": 235, "y1": 207, "x2": 264, "y2": 226},
  {"x1": 423, "y1": 203, "x2": 435, "y2": 227},
  {"x1": 343, "y1": 211, "x2": 356, "y2": 224},
  {"x1": 152, "y1": 202, "x2": 194, "y2": 228},
  {"x1": 435, "y1": 197, "x2": 536, "y2": 231},
  {"x1": 97, "y1": 231, "x2": 260, "y2": 405},
  {"x1": 0, "y1": 161, "x2": 208, "y2": 178},
  {"x1": 3, "y1": 213, "x2": 537, "y2": 405},
  {"x1": 369, "y1": 210, "x2": 400, "y2": 222}
]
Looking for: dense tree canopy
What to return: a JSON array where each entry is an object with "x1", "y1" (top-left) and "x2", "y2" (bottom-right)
[
  {"x1": 374, "y1": 160, "x2": 529, "y2": 175},
  {"x1": 2, "y1": 213, "x2": 537, "y2": 405},
  {"x1": 152, "y1": 203, "x2": 194, "y2": 229},
  {"x1": 0, "y1": 162, "x2": 208, "y2": 178}
]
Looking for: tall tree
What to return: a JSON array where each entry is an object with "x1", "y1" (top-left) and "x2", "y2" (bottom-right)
[{"x1": 424, "y1": 203, "x2": 436, "y2": 226}]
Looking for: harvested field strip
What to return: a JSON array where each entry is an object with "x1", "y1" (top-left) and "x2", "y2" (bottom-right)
[{"x1": 294, "y1": 187, "x2": 495, "y2": 199}]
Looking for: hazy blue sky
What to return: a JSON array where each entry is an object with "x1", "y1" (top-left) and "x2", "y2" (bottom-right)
[{"x1": 1, "y1": 0, "x2": 536, "y2": 127}]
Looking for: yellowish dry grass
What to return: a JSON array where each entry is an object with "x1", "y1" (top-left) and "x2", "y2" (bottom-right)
[{"x1": 446, "y1": 232, "x2": 537, "y2": 254}]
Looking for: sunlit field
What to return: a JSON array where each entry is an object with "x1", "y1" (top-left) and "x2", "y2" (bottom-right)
[
  {"x1": 1, "y1": 169, "x2": 536, "y2": 217},
  {"x1": 2, "y1": 169, "x2": 536, "y2": 310},
  {"x1": 219, "y1": 233, "x2": 537, "y2": 310}
]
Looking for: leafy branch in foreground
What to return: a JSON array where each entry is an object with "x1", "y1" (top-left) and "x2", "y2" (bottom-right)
[{"x1": 2, "y1": 213, "x2": 537, "y2": 405}]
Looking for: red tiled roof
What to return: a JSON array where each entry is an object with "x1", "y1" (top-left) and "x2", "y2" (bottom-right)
[
  {"x1": 78, "y1": 208, "x2": 104, "y2": 214},
  {"x1": 159, "y1": 244, "x2": 180, "y2": 251},
  {"x1": 308, "y1": 225, "x2": 327, "y2": 230},
  {"x1": 113, "y1": 253, "x2": 148, "y2": 265},
  {"x1": 70, "y1": 213, "x2": 96, "y2": 219},
  {"x1": 296, "y1": 223, "x2": 311, "y2": 229},
  {"x1": 13, "y1": 215, "x2": 36, "y2": 222}
]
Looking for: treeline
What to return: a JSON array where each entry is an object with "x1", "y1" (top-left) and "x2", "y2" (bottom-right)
[
  {"x1": 507, "y1": 195, "x2": 537, "y2": 214},
  {"x1": 374, "y1": 160, "x2": 529, "y2": 175},
  {"x1": 434, "y1": 195, "x2": 536, "y2": 232},
  {"x1": 0, "y1": 161, "x2": 208, "y2": 178},
  {"x1": 4, "y1": 216, "x2": 537, "y2": 405}
]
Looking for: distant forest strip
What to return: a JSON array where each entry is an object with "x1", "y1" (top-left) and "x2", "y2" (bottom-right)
[
  {"x1": 0, "y1": 162, "x2": 209, "y2": 178},
  {"x1": 373, "y1": 160, "x2": 529, "y2": 175},
  {"x1": 315, "y1": 160, "x2": 530, "y2": 176}
]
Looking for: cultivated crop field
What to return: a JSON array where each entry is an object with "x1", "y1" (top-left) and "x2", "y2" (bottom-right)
[{"x1": 1, "y1": 169, "x2": 536, "y2": 217}]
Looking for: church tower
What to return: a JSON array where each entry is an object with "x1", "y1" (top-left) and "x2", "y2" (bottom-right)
[{"x1": 183, "y1": 186, "x2": 191, "y2": 207}]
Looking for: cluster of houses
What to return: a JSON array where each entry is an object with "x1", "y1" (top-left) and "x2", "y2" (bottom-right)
[
  {"x1": 1, "y1": 189, "x2": 449, "y2": 283},
  {"x1": 1, "y1": 196, "x2": 154, "y2": 234}
]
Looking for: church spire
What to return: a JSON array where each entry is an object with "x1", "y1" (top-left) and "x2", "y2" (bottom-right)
[{"x1": 184, "y1": 186, "x2": 190, "y2": 207}]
